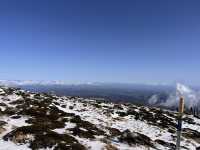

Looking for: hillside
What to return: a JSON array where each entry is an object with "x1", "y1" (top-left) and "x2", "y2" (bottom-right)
[{"x1": 0, "y1": 86, "x2": 199, "y2": 150}]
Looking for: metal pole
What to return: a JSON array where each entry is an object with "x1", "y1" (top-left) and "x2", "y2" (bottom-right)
[{"x1": 176, "y1": 96, "x2": 184, "y2": 150}]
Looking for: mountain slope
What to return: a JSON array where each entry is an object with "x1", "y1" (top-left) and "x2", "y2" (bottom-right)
[{"x1": 0, "y1": 86, "x2": 199, "y2": 150}]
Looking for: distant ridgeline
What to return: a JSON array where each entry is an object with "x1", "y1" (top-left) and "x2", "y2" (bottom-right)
[{"x1": 16, "y1": 83, "x2": 171, "y2": 105}]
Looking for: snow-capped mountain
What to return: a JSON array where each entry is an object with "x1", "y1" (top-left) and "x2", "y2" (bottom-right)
[
  {"x1": 0, "y1": 86, "x2": 199, "y2": 149},
  {"x1": 0, "y1": 80, "x2": 71, "y2": 86}
]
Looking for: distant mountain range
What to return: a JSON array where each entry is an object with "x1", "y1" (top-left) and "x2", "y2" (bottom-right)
[
  {"x1": 0, "y1": 80, "x2": 73, "y2": 86},
  {"x1": 0, "y1": 79, "x2": 172, "y2": 87},
  {"x1": 0, "y1": 80, "x2": 174, "y2": 105},
  {"x1": 1, "y1": 80, "x2": 199, "y2": 110}
]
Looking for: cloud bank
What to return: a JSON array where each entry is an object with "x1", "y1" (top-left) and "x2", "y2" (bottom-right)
[{"x1": 149, "y1": 83, "x2": 200, "y2": 108}]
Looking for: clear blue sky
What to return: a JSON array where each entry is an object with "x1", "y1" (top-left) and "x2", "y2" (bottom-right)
[{"x1": 0, "y1": 0, "x2": 200, "y2": 85}]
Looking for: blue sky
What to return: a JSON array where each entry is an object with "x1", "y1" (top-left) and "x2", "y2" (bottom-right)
[{"x1": 0, "y1": 0, "x2": 200, "y2": 85}]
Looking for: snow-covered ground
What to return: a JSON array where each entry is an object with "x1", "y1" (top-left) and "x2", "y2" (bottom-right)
[{"x1": 0, "y1": 86, "x2": 199, "y2": 150}]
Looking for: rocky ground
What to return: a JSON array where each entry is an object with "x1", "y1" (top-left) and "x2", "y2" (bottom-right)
[{"x1": 0, "y1": 86, "x2": 199, "y2": 150}]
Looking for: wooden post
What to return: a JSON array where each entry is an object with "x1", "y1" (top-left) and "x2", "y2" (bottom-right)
[
  {"x1": 179, "y1": 97, "x2": 184, "y2": 114},
  {"x1": 176, "y1": 96, "x2": 184, "y2": 150}
]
